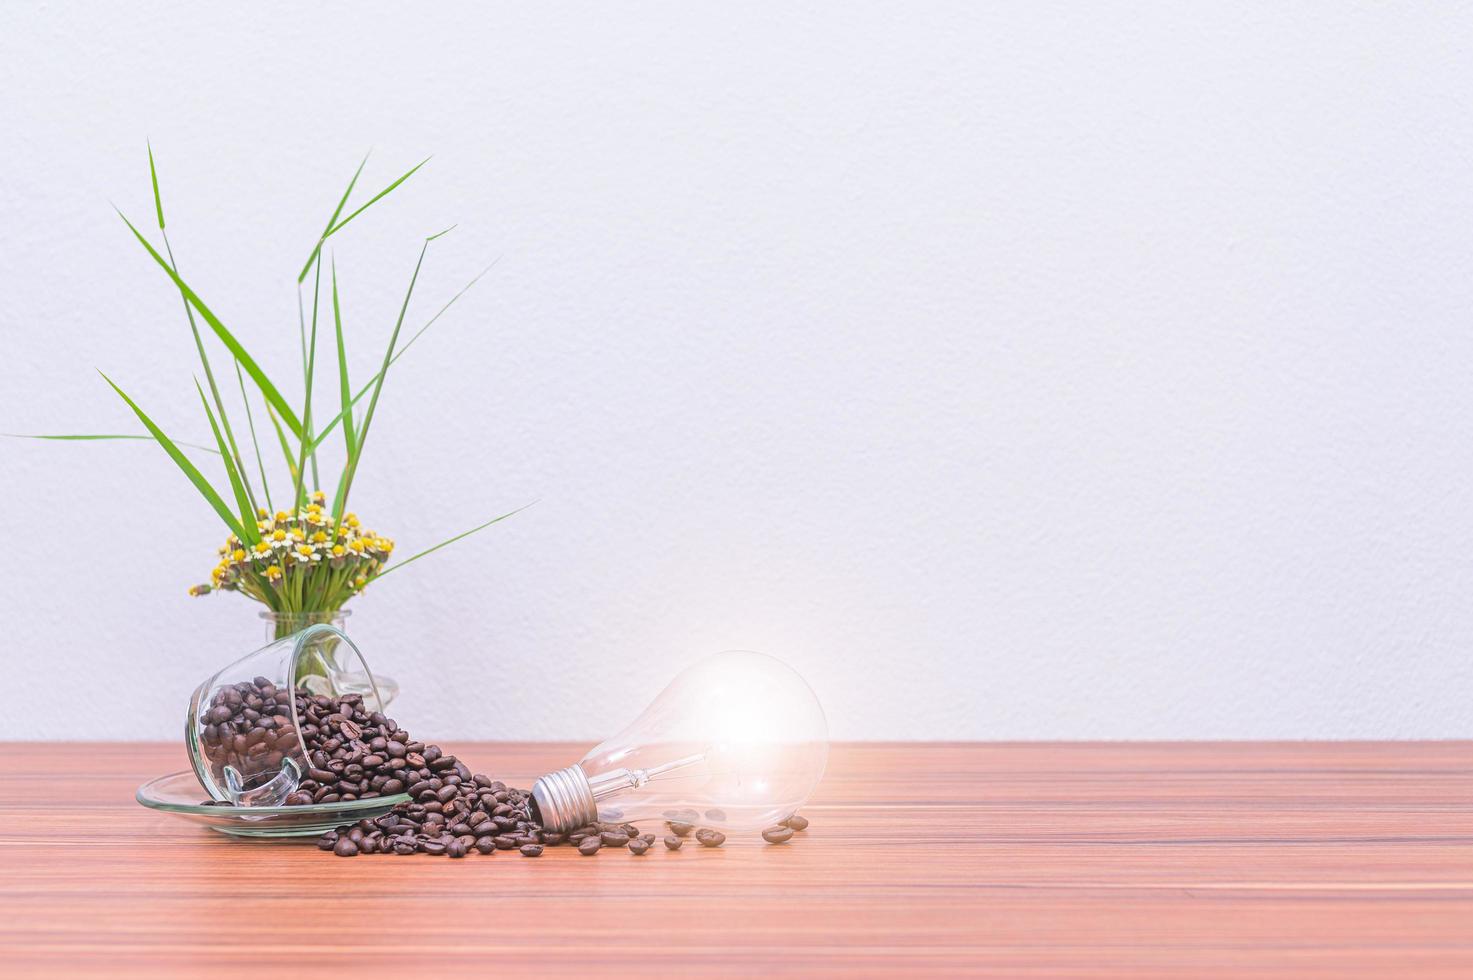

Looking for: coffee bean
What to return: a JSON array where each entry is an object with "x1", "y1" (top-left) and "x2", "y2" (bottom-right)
[
  {"x1": 475, "y1": 838, "x2": 497, "y2": 855},
  {"x1": 520, "y1": 844, "x2": 544, "y2": 857},
  {"x1": 762, "y1": 826, "x2": 795, "y2": 844},
  {"x1": 333, "y1": 838, "x2": 359, "y2": 857},
  {"x1": 317, "y1": 834, "x2": 339, "y2": 851},
  {"x1": 447, "y1": 840, "x2": 468, "y2": 858},
  {"x1": 600, "y1": 831, "x2": 630, "y2": 847},
  {"x1": 578, "y1": 838, "x2": 602, "y2": 856},
  {"x1": 704, "y1": 808, "x2": 727, "y2": 821},
  {"x1": 668, "y1": 821, "x2": 695, "y2": 837},
  {"x1": 664, "y1": 835, "x2": 683, "y2": 850},
  {"x1": 628, "y1": 838, "x2": 650, "y2": 855},
  {"x1": 783, "y1": 814, "x2": 809, "y2": 831},
  {"x1": 695, "y1": 828, "x2": 726, "y2": 847}
]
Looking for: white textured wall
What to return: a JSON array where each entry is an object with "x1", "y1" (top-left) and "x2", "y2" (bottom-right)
[{"x1": 2, "y1": 3, "x2": 1471, "y2": 741}]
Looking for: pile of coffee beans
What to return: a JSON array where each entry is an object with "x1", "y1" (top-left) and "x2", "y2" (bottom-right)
[{"x1": 201, "y1": 680, "x2": 811, "y2": 858}]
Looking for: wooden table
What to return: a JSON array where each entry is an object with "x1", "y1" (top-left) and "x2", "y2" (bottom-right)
[{"x1": 1, "y1": 742, "x2": 1470, "y2": 977}]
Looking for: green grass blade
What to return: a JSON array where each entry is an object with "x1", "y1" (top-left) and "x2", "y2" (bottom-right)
[
  {"x1": 309, "y1": 256, "x2": 500, "y2": 453},
  {"x1": 235, "y1": 359, "x2": 273, "y2": 514},
  {"x1": 99, "y1": 372, "x2": 245, "y2": 540},
  {"x1": 116, "y1": 209, "x2": 304, "y2": 437},
  {"x1": 147, "y1": 141, "x2": 165, "y2": 230},
  {"x1": 150, "y1": 150, "x2": 257, "y2": 514},
  {"x1": 195, "y1": 378, "x2": 258, "y2": 544},
  {"x1": 374, "y1": 503, "x2": 532, "y2": 579},
  {"x1": 4, "y1": 432, "x2": 221, "y2": 454},
  {"x1": 330, "y1": 259, "x2": 357, "y2": 519},
  {"x1": 295, "y1": 285, "x2": 322, "y2": 492},
  {"x1": 293, "y1": 255, "x2": 323, "y2": 510},
  {"x1": 323, "y1": 158, "x2": 430, "y2": 240},
  {"x1": 265, "y1": 402, "x2": 300, "y2": 487},
  {"x1": 297, "y1": 152, "x2": 371, "y2": 284},
  {"x1": 333, "y1": 236, "x2": 431, "y2": 521}
]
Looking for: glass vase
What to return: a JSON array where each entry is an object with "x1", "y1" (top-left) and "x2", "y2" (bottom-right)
[{"x1": 258, "y1": 609, "x2": 399, "y2": 708}]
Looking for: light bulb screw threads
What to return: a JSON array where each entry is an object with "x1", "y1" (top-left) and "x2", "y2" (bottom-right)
[{"x1": 530, "y1": 765, "x2": 598, "y2": 833}]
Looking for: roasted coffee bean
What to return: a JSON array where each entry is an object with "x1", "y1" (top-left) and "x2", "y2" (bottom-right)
[
  {"x1": 628, "y1": 838, "x2": 650, "y2": 855},
  {"x1": 447, "y1": 840, "x2": 468, "y2": 858},
  {"x1": 664, "y1": 835, "x2": 683, "y2": 850},
  {"x1": 333, "y1": 838, "x2": 359, "y2": 857},
  {"x1": 520, "y1": 844, "x2": 543, "y2": 857},
  {"x1": 668, "y1": 821, "x2": 695, "y2": 837},
  {"x1": 600, "y1": 831, "x2": 630, "y2": 847},
  {"x1": 317, "y1": 834, "x2": 339, "y2": 851},
  {"x1": 704, "y1": 809, "x2": 727, "y2": 822},
  {"x1": 762, "y1": 826, "x2": 795, "y2": 844},
  {"x1": 475, "y1": 837, "x2": 497, "y2": 855},
  {"x1": 695, "y1": 828, "x2": 726, "y2": 848},
  {"x1": 494, "y1": 835, "x2": 519, "y2": 850},
  {"x1": 421, "y1": 840, "x2": 447, "y2": 855},
  {"x1": 578, "y1": 838, "x2": 602, "y2": 856},
  {"x1": 783, "y1": 814, "x2": 809, "y2": 831}
]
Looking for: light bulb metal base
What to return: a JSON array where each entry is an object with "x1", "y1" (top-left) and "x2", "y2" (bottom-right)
[{"x1": 531, "y1": 765, "x2": 598, "y2": 833}]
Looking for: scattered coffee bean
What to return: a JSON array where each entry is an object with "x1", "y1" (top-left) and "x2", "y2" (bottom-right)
[
  {"x1": 667, "y1": 821, "x2": 695, "y2": 837},
  {"x1": 762, "y1": 826, "x2": 795, "y2": 844},
  {"x1": 520, "y1": 844, "x2": 544, "y2": 857},
  {"x1": 628, "y1": 838, "x2": 650, "y2": 855},
  {"x1": 695, "y1": 828, "x2": 726, "y2": 848},
  {"x1": 578, "y1": 838, "x2": 602, "y2": 856},
  {"x1": 664, "y1": 835, "x2": 683, "y2": 850},
  {"x1": 783, "y1": 814, "x2": 809, "y2": 831}
]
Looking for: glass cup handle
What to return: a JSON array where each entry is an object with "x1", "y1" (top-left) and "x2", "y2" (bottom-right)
[{"x1": 222, "y1": 757, "x2": 302, "y2": 806}]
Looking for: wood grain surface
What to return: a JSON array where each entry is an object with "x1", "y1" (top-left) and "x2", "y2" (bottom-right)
[{"x1": 0, "y1": 741, "x2": 1469, "y2": 978}]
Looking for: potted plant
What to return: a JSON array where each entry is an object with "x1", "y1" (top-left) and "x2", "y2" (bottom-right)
[{"x1": 20, "y1": 148, "x2": 525, "y2": 698}]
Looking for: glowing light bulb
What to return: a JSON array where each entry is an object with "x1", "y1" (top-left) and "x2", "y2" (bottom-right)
[{"x1": 531, "y1": 651, "x2": 828, "y2": 833}]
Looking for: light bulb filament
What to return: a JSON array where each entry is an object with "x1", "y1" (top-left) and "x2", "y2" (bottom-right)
[{"x1": 585, "y1": 752, "x2": 707, "y2": 801}]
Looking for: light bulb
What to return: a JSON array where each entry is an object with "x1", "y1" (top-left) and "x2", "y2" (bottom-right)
[{"x1": 531, "y1": 650, "x2": 828, "y2": 833}]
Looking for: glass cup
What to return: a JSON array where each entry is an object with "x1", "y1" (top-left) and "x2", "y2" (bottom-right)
[{"x1": 185, "y1": 624, "x2": 384, "y2": 806}]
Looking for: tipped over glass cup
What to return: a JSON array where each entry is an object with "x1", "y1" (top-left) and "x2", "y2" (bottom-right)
[{"x1": 185, "y1": 624, "x2": 384, "y2": 806}]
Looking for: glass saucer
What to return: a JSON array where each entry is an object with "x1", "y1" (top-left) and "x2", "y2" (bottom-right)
[{"x1": 136, "y1": 770, "x2": 411, "y2": 837}]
